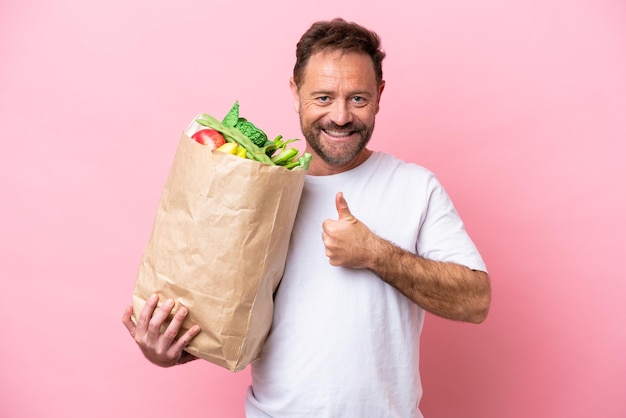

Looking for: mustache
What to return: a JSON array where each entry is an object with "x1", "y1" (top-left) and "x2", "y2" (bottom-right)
[{"x1": 318, "y1": 121, "x2": 365, "y2": 133}]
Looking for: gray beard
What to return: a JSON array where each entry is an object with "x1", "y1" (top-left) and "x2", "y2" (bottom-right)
[{"x1": 301, "y1": 119, "x2": 374, "y2": 166}]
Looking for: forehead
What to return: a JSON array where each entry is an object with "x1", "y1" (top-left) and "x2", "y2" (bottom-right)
[{"x1": 300, "y1": 50, "x2": 378, "y2": 92}]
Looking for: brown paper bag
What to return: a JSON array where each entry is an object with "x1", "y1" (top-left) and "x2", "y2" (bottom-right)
[{"x1": 132, "y1": 133, "x2": 306, "y2": 372}]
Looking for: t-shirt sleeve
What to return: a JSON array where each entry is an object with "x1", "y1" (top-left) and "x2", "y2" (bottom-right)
[{"x1": 417, "y1": 174, "x2": 487, "y2": 272}]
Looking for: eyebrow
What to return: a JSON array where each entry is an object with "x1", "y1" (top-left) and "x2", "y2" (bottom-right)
[{"x1": 309, "y1": 89, "x2": 374, "y2": 98}]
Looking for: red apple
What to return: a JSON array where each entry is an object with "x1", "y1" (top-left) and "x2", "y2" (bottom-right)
[{"x1": 191, "y1": 129, "x2": 226, "y2": 150}]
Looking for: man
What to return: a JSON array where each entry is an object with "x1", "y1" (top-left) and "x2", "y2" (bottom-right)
[{"x1": 123, "y1": 18, "x2": 491, "y2": 417}]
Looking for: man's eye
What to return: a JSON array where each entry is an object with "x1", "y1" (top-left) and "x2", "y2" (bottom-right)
[
  {"x1": 352, "y1": 96, "x2": 365, "y2": 104},
  {"x1": 317, "y1": 96, "x2": 330, "y2": 103}
]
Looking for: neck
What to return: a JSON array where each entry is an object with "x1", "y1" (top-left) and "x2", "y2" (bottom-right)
[{"x1": 306, "y1": 148, "x2": 373, "y2": 176}]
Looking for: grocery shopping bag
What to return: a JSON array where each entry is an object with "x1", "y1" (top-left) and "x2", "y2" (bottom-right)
[{"x1": 132, "y1": 132, "x2": 306, "y2": 372}]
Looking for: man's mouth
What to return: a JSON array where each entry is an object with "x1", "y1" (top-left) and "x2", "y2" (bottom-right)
[{"x1": 322, "y1": 128, "x2": 355, "y2": 139}]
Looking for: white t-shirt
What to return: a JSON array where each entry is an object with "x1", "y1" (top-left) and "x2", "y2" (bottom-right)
[{"x1": 245, "y1": 152, "x2": 486, "y2": 418}]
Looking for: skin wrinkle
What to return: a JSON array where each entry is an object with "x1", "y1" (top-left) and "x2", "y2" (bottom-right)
[{"x1": 291, "y1": 50, "x2": 382, "y2": 176}]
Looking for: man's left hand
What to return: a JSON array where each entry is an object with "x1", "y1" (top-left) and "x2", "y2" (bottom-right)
[{"x1": 322, "y1": 192, "x2": 379, "y2": 268}]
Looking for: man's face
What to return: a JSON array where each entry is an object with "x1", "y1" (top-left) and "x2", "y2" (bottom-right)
[{"x1": 291, "y1": 50, "x2": 385, "y2": 173}]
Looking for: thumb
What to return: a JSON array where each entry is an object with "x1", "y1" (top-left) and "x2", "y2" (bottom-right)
[{"x1": 335, "y1": 192, "x2": 354, "y2": 221}]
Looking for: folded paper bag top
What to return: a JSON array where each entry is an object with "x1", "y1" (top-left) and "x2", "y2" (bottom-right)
[{"x1": 132, "y1": 133, "x2": 306, "y2": 372}]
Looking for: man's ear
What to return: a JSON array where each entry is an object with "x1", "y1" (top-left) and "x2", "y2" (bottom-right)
[
  {"x1": 376, "y1": 80, "x2": 385, "y2": 114},
  {"x1": 289, "y1": 77, "x2": 300, "y2": 113}
]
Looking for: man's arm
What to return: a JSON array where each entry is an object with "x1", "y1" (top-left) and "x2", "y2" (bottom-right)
[
  {"x1": 368, "y1": 238, "x2": 490, "y2": 323},
  {"x1": 322, "y1": 192, "x2": 491, "y2": 323}
]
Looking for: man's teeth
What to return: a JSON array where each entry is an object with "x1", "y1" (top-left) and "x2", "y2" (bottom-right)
[{"x1": 324, "y1": 129, "x2": 352, "y2": 137}]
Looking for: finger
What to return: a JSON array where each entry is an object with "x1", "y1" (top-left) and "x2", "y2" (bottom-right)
[
  {"x1": 147, "y1": 298, "x2": 175, "y2": 340},
  {"x1": 136, "y1": 293, "x2": 159, "y2": 333},
  {"x1": 162, "y1": 305, "x2": 190, "y2": 345},
  {"x1": 173, "y1": 323, "x2": 202, "y2": 353},
  {"x1": 321, "y1": 219, "x2": 332, "y2": 234},
  {"x1": 122, "y1": 305, "x2": 137, "y2": 337},
  {"x1": 335, "y1": 192, "x2": 354, "y2": 221}
]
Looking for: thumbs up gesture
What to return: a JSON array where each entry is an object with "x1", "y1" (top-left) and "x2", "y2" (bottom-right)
[{"x1": 322, "y1": 192, "x2": 377, "y2": 268}]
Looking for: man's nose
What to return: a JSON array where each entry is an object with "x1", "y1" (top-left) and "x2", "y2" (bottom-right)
[{"x1": 329, "y1": 101, "x2": 353, "y2": 126}]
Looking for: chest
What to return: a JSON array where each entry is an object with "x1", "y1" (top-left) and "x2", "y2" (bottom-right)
[{"x1": 295, "y1": 171, "x2": 428, "y2": 253}]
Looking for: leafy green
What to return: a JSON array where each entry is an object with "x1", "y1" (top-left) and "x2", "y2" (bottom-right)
[
  {"x1": 234, "y1": 118, "x2": 268, "y2": 147},
  {"x1": 196, "y1": 101, "x2": 312, "y2": 170},
  {"x1": 222, "y1": 101, "x2": 239, "y2": 128},
  {"x1": 221, "y1": 101, "x2": 269, "y2": 147},
  {"x1": 196, "y1": 113, "x2": 274, "y2": 165}
]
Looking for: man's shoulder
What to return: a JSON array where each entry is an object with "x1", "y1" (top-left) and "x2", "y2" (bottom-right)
[{"x1": 371, "y1": 151, "x2": 436, "y2": 179}]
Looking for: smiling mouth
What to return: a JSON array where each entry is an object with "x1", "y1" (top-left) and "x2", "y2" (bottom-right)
[{"x1": 322, "y1": 128, "x2": 356, "y2": 139}]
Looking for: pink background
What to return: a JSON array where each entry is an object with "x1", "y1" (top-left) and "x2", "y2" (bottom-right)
[{"x1": 1, "y1": 0, "x2": 624, "y2": 417}]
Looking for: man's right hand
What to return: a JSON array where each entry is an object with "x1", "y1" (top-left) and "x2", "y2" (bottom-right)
[{"x1": 122, "y1": 293, "x2": 201, "y2": 367}]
